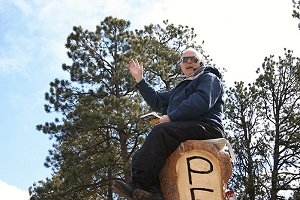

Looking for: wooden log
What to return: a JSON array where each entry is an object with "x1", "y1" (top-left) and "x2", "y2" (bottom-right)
[{"x1": 160, "y1": 140, "x2": 232, "y2": 200}]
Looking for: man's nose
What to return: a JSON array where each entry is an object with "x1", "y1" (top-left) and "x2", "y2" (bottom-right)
[{"x1": 186, "y1": 58, "x2": 193, "y2": 63}]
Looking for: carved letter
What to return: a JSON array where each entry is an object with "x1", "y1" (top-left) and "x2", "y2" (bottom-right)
[{"x1": 186, "y1": 156, "x2": 213, "y2": 184}]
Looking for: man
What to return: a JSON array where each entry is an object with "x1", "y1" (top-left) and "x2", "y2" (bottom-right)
[{"x1": 114, "y1": 48, "x2": 224, "y2": 200}]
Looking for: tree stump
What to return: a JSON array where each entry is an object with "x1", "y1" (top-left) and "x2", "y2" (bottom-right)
[{"x1": 160, "y1": 140, "x2": 232, "y2": 200}]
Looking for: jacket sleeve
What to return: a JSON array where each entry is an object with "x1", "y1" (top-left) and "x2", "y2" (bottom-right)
[
  {"x1": 168, "y1": 73, "x2": 223, "y2": 121},
  {"x1": 136, "y1": 79, "x2": 172, "y2": 113}
]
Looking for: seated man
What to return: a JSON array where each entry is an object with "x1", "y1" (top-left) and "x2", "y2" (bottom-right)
[{"x1": 114, "y1": 47, "x2": 225, "y2": 200}]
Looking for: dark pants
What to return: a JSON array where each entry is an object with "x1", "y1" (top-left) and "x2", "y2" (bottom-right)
[{"x1": 131, "y1": 121, "x2": 224, "y2": 190}]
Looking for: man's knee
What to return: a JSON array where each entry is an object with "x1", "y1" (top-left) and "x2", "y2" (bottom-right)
[
  {"x1": 149, "y1": 123, "x2": 172, "y2": 138},
  {"x1": 152, "y1": 122, "x2": 175, "y2": 132},
  {"x1": 148, "y1": 126, "x2": 163, "y2": 139}
]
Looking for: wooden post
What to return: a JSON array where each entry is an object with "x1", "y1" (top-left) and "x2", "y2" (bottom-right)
[{"x1": 160, "y1": 140, "x2": 232, "y2": 200}]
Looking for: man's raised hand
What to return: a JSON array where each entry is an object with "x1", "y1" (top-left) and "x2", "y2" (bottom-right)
[{"x1": 128, "y1": 59, "x2": 143, "y2": 83}]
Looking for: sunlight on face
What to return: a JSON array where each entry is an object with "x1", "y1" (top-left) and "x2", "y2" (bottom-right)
[{"x1": 180, "y1": 49, "x2": 202, "y2": 77}]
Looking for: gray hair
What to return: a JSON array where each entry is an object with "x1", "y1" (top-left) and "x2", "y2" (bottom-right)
[{"x1": 182, "y1": 47, "x2": 203, "y2": 60}]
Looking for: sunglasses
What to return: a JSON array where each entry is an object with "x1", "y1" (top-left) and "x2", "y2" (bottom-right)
[{"x1": 181, "y1": 56, "x2": 199, "y2": 63}]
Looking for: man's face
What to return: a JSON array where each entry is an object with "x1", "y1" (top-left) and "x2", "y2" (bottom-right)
[{"x1": 180, "y1": 50, "x2": 201, "y2": 77}]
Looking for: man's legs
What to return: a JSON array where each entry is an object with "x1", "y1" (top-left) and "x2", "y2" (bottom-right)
[
  {"x1": 131, "y1": 121, "x2": 223, "y2": 198},
  {"x1": 114, "y1": 121, "x2": 223, "y2": 199}
]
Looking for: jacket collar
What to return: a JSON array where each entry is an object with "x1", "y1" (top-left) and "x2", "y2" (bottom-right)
[{"x1": 184, "y1": 66, "x2": 206, "y2": 80}]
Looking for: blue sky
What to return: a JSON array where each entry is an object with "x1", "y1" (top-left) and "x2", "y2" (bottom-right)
[{"x1": 0, "y1": 0, "x2": 299, "y2": 199}]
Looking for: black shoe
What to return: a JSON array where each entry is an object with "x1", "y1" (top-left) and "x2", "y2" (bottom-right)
[
  {"x1": 132, "y1": 188, "x2": 152, "y2": 200},
  {"x1": 148, "y1": 186, "x2": 165, "y2": 200},
  {"x1": 151, "y1": 193, "x2": 165, "y2": 200},
  {"x1": 113, "y1": 180, "x2": 135, "y2": 200},
  {"x1": 132, "y1": 188, "x2": 165, "y2": 200}
]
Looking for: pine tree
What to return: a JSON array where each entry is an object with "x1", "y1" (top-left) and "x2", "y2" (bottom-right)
[
  {"x1": 224, "y1": 49, "x2": 300, "y2": 199},
  {"x1": 224, "y1": 82, "x2": 266, "y2": 199},
  {"x1": 292, "y1": 0, "x2": 300, "y2": 29},
  {"x1": 255, "y1": 49, "x2": 300, "y2": 200}
]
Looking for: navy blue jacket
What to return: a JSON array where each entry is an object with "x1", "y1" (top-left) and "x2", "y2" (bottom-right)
[{"x1": 136, "y1": 67, "x2": 224, "y2": 131}]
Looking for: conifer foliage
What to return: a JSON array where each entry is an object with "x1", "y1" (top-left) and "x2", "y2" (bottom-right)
[
  {"x1": 256, "y1": 49, "x2": 300, "y2": 200},
  {"x1": 292, "y1": 0, "x2": 300, "y2": 29},
  {"x1": 225, "y1": 49, "x2": 300, "y2": 199}
]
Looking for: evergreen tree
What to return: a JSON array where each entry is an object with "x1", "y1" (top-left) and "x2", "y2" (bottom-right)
[
  {"x1": 292, "y1": 0, "x2": 300, "y2": 29},
  {"x1": 288, "y1": 189, "x2": 300, "y2": 200},
  {"x1": 225, "y1": 49, "x2": 300, "y2": 200},
  {"x1": 255, "y1": 49, "x2": 300, "y2": 200},
  {"x1": 224, "y1": 82, "x2": 266, "y2": 199},
  {"x1": 29, "y1": 16, "x2": 202, "y2": 199}
]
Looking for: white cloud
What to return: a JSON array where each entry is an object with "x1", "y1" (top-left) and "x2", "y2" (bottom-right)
[
  {"x1": 2, "y1": 0, "x2": 300, "y2": 81},
  {"x1": 1, "y1": 0, "x2": 136, "y2": 75},
  {"x1": 1, "y1": 0, "x2": 298, "y2": 89},
  {"x1": 154, "y1": 0, "x2": 300, "y2": 84},
  {"x1": 0, "y1": 42, "x2": 30, "y2": 75},
  {"x1": 10, "y1": 0, "x2": 33, "y2": 16},
  {"x1": 0, "y1": 180, "x2": 29, "y2": 200}
]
